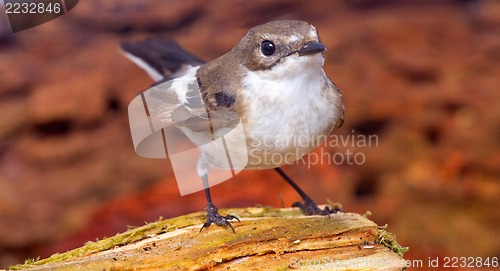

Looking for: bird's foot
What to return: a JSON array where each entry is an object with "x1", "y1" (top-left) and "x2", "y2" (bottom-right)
[
  {"x1": 200, "y1": 203, "x2": 240, "y2": 233},
  {"x1": 293, "y1": 197, "x2": 342, "y2": 217}
]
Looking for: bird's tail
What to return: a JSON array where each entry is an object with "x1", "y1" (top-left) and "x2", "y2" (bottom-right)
[{"x1": 120, "y1": 38, "x2": 205, "y2": 82}]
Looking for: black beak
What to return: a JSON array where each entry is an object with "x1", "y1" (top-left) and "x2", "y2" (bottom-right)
[{"x1": 298, "y1": 41, "x2": 327, "y2": 56}]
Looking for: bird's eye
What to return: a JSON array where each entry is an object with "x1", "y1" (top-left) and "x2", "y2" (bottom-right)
[{"x1": 261, "y1": 40, "x2": 275, "y2": 56}]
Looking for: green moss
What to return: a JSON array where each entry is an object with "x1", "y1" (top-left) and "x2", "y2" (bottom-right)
[
  {"x1": 11, "y1": 207, "x2": 401, "y2": 270},
  {"x1": 376, "y1": 225, "x2": 409, "y2": 257},
  {"x1": 10, "y1": 212, "x2": 206, "y2": 270},
  {"x1": 16, "y1": 257, "x2": 40, "y2": 268}
]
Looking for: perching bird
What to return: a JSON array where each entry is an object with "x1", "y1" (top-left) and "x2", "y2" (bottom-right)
[{"x1": 122, "y1": 20, "x2": 344, "y2": 233}]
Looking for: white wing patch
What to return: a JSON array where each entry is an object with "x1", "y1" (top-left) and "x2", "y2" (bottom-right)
[
  {"x1": 171, "y1": 66, "x2": 199, "y2": 105},
  {"x1": 122, "y1": 51, "x2": 164, "y2": 82}
]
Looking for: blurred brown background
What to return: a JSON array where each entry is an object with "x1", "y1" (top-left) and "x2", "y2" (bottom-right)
[{"x1": 0, "y1": 0, "x2": 499, "y2": 269}]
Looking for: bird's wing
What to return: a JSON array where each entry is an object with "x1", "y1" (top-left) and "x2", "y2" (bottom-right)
[
  {"x1": 121, "y1": 37, "x2": 240, "y2": 131},
  {"x1": 128, "y1": 65, "x2": 241, "y2": 159},
  {"x1": 325, "y1": 78, "x2": 344, "y2": 129},
  {"x1": 141, "y1": 66, "x2": 239, "y2": 132},
  {"x1": 123, "y1": 37, "x2": 241, "y2": 160},
  {"x1": 120, "y1": 37, "x2": 206, "y2": 81}
]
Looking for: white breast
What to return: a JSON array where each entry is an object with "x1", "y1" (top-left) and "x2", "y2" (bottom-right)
[{"x1": 241, "y1": 54, "x2": 340, "y2": 168}]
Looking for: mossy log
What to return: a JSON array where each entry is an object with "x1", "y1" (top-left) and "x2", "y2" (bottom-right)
[{"x1": 11, "y1": 207, "x2": 408, "y2": 271}]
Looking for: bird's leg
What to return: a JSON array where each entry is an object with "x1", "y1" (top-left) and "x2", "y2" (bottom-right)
[
  {"x1": 199, "y1": 174, "x2": 240, "y2": 233},
  {"x1": 274, "y1": 167, "x2": 342, "y2": 216}
]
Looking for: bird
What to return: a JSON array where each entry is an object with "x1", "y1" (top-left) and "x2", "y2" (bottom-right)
[{"x1": 122, "y1": 20, "x2": 344, "y2": 233}]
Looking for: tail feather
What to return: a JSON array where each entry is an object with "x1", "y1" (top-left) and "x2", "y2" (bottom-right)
[{"x1": 120, "y1": 38, "x2": 205, "y2": 81}]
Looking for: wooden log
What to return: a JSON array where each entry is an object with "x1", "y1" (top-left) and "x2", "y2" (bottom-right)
[{"x1": 11, "y1": 207, "x2": 408, "y2": 270}]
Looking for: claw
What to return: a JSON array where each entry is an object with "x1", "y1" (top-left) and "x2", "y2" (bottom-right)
[
  {"x1": 293, "y1": 198, "x2": 343, "y2": 217},
  {"x1": 200, "y1": 203, "x2": 240, "y2": 233}
]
